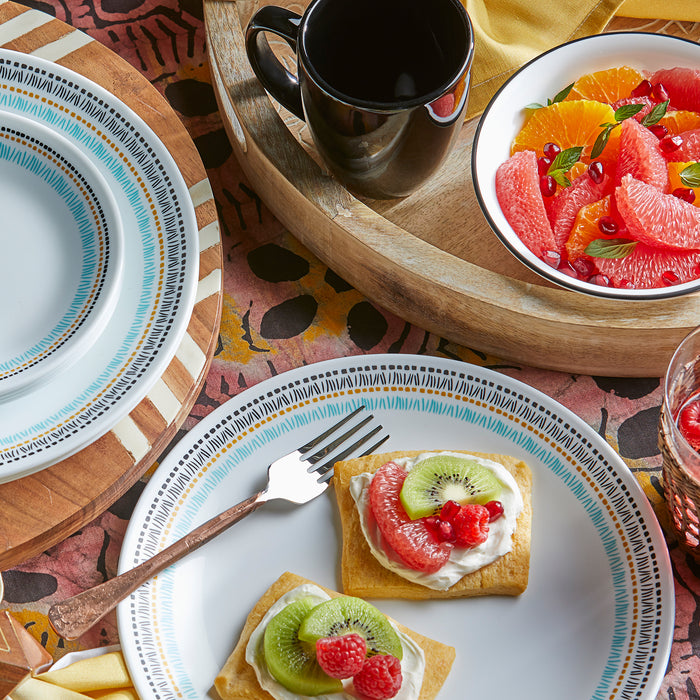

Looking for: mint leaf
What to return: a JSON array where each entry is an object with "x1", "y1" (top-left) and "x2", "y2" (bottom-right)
[
  {"x1": 549, "y1": 169, "x2": 571, "y2": 187},
  {"x1": 551, "y1": 83, "x2": 575, "y2": 104},
  {"x1": 524, "y1": 82, "x2": 574, "y2": 112},
  {"x1": 614, "y1": 103, "x2": 645, "y2": 121},
  {"x1": 550, "y1": 146, "x2": 583, "y2": 173},
  {"x1": 584, "y1": 238, "x2": 637, "y2": 259},
  {"x1": 591, "y1": 124, "x2": 616, "y2": 159},
  {"x1": 680, "y1": 162, "x2": 700, "y2": 188},
  {"x1": 641, "y1": 99, "x2": 669, "y2": 126}
]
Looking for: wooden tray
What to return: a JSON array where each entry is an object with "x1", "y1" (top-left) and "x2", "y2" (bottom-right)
[
  {"x1": 204, "y1": 0, "x2": 700, "y2": 378},
  {"x1": 0, "y1": 2, "x2": 223, "y2": 569}
]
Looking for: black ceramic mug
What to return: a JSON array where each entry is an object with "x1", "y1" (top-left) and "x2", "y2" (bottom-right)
[{"x1": 246, "y1": 0, "x2": 474, "y2": 199}]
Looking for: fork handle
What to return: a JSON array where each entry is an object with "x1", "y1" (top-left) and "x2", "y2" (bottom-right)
[{"x1": 48, "y1": 493, "x2": 264, "y2": 640}]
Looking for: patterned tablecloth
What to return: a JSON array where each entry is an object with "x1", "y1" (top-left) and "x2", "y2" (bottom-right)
[{"x1": 0, "y1": 1, "x2": 698, "y2": 698}]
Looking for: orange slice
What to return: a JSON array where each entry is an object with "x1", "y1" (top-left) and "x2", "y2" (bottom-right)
[
  {"x1": 668, "y1": 161, "x2": 700, "y2": 206},
  {"x1": 565, "y1": 66, "x2": 646, "y2": 103},
  {"x1": 512, "y1": 100, "x2": 620, "y2": 166},
  {"x1": 659, "y1": 110, "x2": 700, "y2": 136},
  {"x1": 565, "y1": 195, "x2": 612, "y2": 260}
]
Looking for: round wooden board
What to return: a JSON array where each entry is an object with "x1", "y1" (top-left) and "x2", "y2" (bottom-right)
[
  {"x1": 204, "y1": 0, "x2": 700, "y2": 378},
  {"x1": 0, "y1": 1, "x2": 223, "y2": 569}
]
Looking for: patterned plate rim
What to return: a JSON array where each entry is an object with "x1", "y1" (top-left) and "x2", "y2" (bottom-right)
[
  {"x1": 0, "y1": 48, "x2": 198, "y2": 479},
  {"x1": 0, "y1": 110, "x2": 123, "y2": 397},
  {"x1": 118, "y1": 354, "x2": 675, "y2": 700}
]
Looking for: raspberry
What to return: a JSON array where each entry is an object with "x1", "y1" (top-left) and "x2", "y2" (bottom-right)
[
  {"x1": 316, "y1": 633, "x2": 367, "y2": 679},
  {"x1": 353, "y1": 654, "x2": 402, "y2": 700},
  {"x1": 451, "y1": 503, "x2": 490, "y2": 548}
]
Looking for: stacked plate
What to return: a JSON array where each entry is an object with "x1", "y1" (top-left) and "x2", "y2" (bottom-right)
[{"x1": 0, "y1": 49, "x2": 199, "y2": 484}]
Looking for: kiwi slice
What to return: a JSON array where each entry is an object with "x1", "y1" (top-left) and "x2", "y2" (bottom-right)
[
  {"x1": 399, "y1": 454, "x2": 502, "y2": 519},
  {"x1": 297, "y1": 596, "x2": 403, "y2": 660},
  {"x1": 263, "y1": 597, "x2": 342, "y2": 695}
]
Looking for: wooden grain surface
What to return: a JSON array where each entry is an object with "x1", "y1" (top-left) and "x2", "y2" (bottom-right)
[
  {"x1": 204, "y1": 0, "x2": 700, "y2": 378},
  {"x1": 0, "y1": 1, "x2": 223, "y2": 569}
]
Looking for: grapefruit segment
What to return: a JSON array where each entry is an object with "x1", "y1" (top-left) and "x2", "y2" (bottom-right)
[
  {"x1": 616, "y1": 117, "x2": 669, "y2": 191},
  {"x1": 650, "y1": 67, "x2": 700, "y2": 111},
  {"x1": 665, "y1": 128, "x2": 700, "y2": 162},
  {"x1": 495, "y1": 149, "x2": 557, "y2": 257},
  {"x1": 611, "y1": 95, "x2": 655, "y2": 122},
  {"x1": 547, "y1": 171, "x2": 612, "y2": 247},
  {"x1": 368, "y1": 462, "x2": 452, "y2": 573},
  {"x1": 616, "y1": 174, "x2": 700, "y2": 250},
  {"x1": 591, "y1": 243, "x2": 700, "y2": 289}
]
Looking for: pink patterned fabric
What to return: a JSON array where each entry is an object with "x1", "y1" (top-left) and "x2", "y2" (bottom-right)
[{"x1": 0, "y1": 2, "x2": 697, "y2": 698}]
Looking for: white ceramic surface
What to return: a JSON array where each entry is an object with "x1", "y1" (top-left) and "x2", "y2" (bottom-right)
[
  {"x1": 0, "y1": 111, "x2": 123, "y2": 400},
  {"x1": 0, "y1": 49, "x2": 199, "y2": 482},
  {"x1": 118, "y1": 355, "x2": 674, "y2": 700},
  {"x1": 472, "y1": 31, "x2": 700, "y2": 300}
]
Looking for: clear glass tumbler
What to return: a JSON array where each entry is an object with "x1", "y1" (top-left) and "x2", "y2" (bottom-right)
[{"x1": 660, "y1": 326, "x2": 700, "y2": 555}]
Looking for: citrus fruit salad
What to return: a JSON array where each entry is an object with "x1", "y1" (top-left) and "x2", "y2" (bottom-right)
[{"x1": 495, "y1": 65, "x2": 700, "y2": 289}]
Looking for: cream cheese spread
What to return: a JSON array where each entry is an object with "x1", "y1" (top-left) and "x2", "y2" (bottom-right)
[
  {"x1": 246, "y1": 583, "x2": 425, "y2": 700},
  {"x1": 349, "y1": 451, "x2": 524, "y2": 590}
]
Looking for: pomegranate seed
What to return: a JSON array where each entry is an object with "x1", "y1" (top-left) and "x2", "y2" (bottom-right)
[
  {"x1": 661, "y1": 135, "x2": 683, "y2": 153},
  {"x1": 571, "y1": 258, "x2": 595, "y2": 279},
  {"x1": 557, "y1": 262, "x2": 578, "y2": 278},
  {"x1": 598, "y1": 216, "x2": 618, "y2": 235},
  {"x1": 587, "y1": 161, "x2": 604, "y2": 184},
  {"x1": 630, "y1": 79, "x2": 653, "y2": 97},
  {"x1": 617, "y1": 279, "x2": 634, "y2": 289},
  {"x1": 662, "y1": 270, "x2": 680, "y2": 286},
  {"x1": 424, "y1": 515, "x2": 440, "y2": 530},
  {"x1": 484, "y1": 500, "x2": 504, "y2": 522},
  {"x1": 539, "y1": 174, "x2": 557, "y2": 197},
  {"x1": 437, "y1": 519, "x2": 456, "y2": 543},
  {"x1": 440, "y1": 500, "x2": 461, "y2": 522},
  {"x1": 543, "y1": 142, "x2": 561, "y2": 160},
  {"x1": 537, "y1": 155, "x2": 552, "y2": 176},
  {"x1": 651, "y1": 82, "x2": 669, "y2": 102},
  {"x1": 648, "y1": 124, "x2": 668, "y2": 139},
  {"x1": 541, "y1": 250, "x2": 561, "y2": 268},
  {"x1": 590, "y1": 273, "x2": 611, "y2": 287},
  {"x1": 673, "y1": 187, "x2": 696, "y2": 204}
]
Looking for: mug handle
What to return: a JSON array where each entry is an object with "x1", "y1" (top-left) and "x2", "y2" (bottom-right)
[{"x1": 245, "y1": 6, "x2": 305, "y2": 120}]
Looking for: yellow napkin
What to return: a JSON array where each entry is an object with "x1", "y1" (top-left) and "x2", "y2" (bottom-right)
[
  {"x1": 465, "y1": 0, "x2": 697, "y2": 119},
  {"x1": 618, "y1": 0, "x2": 700, "y2": 21},
  {"x1": 8, "y1": 651, "x2": 138, "y2": 700}
]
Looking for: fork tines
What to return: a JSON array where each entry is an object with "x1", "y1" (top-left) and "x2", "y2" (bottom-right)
[{"x1": 301, "y1": 406, "x2": 389, "y2": 480}]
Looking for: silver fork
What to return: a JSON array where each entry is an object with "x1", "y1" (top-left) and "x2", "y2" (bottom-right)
[{"x1": 48, "y1": 405, "x2": 388, "y2": 640}]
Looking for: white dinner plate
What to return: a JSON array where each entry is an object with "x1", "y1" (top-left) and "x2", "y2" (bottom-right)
[
  {"x1": 0, "y1": 110, "x2": 123, "y2": 400},
  {"x1": 118, "y1": 355, "x2": 674, "y2": 700},
  {"x1": 0, "y1": 49, "x2": 198, "y2": 481}
]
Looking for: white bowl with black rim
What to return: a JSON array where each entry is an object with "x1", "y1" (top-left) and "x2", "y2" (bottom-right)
[{"x1": 472, "y1": 31, "x2": 700, "y2": 301}]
